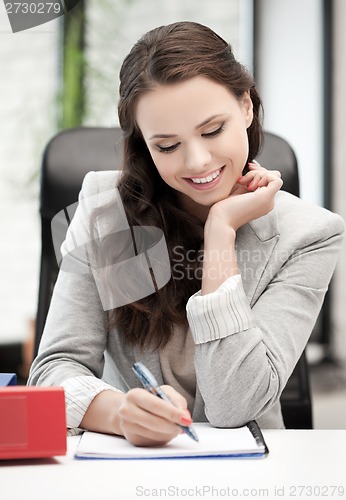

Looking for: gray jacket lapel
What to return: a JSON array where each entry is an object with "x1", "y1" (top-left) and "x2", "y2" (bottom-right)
[{"x1": 236, "y1": 208, "x2": 280, "y2": 305}]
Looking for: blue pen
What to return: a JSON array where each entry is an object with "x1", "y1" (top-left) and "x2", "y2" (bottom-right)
[{"x1": 132, "y1": 362, "x2": 199, "y2": 442}]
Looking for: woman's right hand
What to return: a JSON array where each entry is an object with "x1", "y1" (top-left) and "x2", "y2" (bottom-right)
[{"x1": 117, "y1": 386, "x2": 192, "y2": 447}]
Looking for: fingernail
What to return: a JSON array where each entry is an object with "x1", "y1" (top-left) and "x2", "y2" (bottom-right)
[
  {"x1": 180, "y1": 409, "x2": 192, "y2": 426},
  {"x1": 181, "y1": 416, "x2": 193, "y2": 426}
]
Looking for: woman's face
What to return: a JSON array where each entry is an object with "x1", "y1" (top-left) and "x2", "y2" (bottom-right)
[{"x1": 136, "y1": 76, "x2": 253, "y2": 220}]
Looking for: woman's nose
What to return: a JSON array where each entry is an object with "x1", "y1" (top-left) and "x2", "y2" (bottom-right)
[{"x1": 184, "y1": 141, "x2": 212, "y2": 172}]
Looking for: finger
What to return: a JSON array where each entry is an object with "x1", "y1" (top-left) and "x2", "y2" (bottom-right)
[
  {"x1": 119, "y1": 392, "x2": 184, "y2": 442},
  {"x1": 122, "y1": 404, "x2": 182, "y2": 437},
  {"x1": 124, "y1": 422, "x2": 182, "y2": 447},
  {"x1": 249, "y1": 178, "x2": 283, "y2": 215},
  {"x1": 257, "y1": 171, "x2": 281, "y2": 187},
  {"x1": 248, "y1": 172, "x2": 266, "y2": 191},
  {"x1": 243, "y1": 168, "x2": 281, "y2": 189},
  {"x1": 237, "y1": 167, "x2": 271, "y2": 185},
  {"x1": 259, "y1": 177, "x2": 283, "y2": 195},
  {"x1": 121, "y1": 405, "x2": 183, "y2": 446},
  {"x1": 236, "y1": 170, "x2": 257, "y2": 185},
  {"x1": 270, "y1": 177, "x2": 284, "y2": 191},
  {"x1": 257, "y1": 175, "x2": 269, "y2": 188},
  {"x1": 248, "y1": 163, "x2": 282, "y2": 179},
  {"x1": 265, "y1": 169, "x2": 282, "y2": 178},
  {"x1": 248, "y1": 161, "x2": 265, "y2": 171},
  {"x1": 126, "y1": 388, "x2": 190, "y2": 426},
  {"x1": 160, "y1": 385, "x2": 188, "y2": 411}
]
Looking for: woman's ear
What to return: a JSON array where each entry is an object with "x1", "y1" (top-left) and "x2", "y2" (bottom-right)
[{"x1": 242, "y1": 91, "x2": 253, "y2": 128}]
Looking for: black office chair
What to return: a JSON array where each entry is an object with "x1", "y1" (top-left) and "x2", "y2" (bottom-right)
[
  {"x1": 34, "y1": 127, "x2": 313, "y2": 429},
  {"x1": 35, "y1": 127, "x2": 124, "y2": 359}
]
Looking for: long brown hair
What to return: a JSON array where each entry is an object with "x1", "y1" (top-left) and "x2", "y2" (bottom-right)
[{"x1": 111, "y1": 21, "x2": 263, "y2": 350}]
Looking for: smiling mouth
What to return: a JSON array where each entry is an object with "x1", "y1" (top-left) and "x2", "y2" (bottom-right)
[{"x1": 187, "y1": 167, "x2": 224, "y2": 184}]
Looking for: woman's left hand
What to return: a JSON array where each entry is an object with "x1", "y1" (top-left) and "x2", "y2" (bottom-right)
[
  {"x1": 206, "y1": 162, "x2": 283, "y2": 231},
  {"x1": 234, "y1": 161, "x2": 282, "y2": 194}
]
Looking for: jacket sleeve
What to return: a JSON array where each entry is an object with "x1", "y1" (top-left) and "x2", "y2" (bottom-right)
[
  {"x1": 186, "y1": 208, "x2": 345, "y2": 428},
  {"x1": 27, "y1": 171, "x2": 123, "y2": 429}
]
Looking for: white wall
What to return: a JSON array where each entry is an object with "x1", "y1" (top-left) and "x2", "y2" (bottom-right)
[
  {"x1": 0, "y1": 6, "x2": 60, "y2": 343},
  {"x1": 331, "y1": 0, "x2": 346, "y2": 364},
  {"x1": 256, "y1": 0, "x2": 346, "y2": 363},
  {"x1": 84, "y1": 0, "x2": 241, "y2": 126},
  {"x1": 256, "y1": 0, "x2": 324, "y2": 206}
]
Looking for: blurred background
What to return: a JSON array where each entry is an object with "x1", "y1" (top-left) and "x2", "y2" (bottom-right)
[{"x1": 0, "y1": 0, "x2": 345, "y2": 428}]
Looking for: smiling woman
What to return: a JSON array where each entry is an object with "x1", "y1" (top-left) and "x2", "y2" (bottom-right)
[{"x1": 28, "y1": 21, "x2": 344, "y2": 447}]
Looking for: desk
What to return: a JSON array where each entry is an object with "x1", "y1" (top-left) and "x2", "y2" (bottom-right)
[{"x1": 1, "y1": 430, "x2": 345, "y2": 500}]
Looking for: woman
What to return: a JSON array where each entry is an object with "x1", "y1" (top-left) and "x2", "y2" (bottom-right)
[{"x1": 28, "y1": 21, "x2": 344, "y2": 446}]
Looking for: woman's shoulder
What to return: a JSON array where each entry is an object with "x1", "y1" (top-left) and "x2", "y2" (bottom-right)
[
  {"x1": 62, "y1": 170, "x2": 127, "y2": 255},
  {"x1": 80, "y1": 170, "x2": 122, "y2": 196},
  {"x1": 275, "y1": 190, "x2": 345, "y2": 237}
]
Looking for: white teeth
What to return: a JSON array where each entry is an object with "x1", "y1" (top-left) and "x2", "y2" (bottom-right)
[{"x1": 191, "y1": 169, "x2": 221, "y2": 184}]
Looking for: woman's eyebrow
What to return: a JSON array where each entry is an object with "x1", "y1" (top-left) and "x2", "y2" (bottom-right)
[
  {"x1": 149, "y1": 132, "x2": 178, "y2": 140},
  {"x1": 148, "y1": 114, "x2": 226, "y2": 141},
  {"x1": 196, "y1": 114, "x2": 225, "y2": 129}
]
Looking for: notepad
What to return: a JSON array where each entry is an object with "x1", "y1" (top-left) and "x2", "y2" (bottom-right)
[{"x1": 75, "y1": 422, "x2": 268, "y2": 460}]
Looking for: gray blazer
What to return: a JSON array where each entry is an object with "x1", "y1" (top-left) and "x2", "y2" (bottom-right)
[{"x1": 28, "y1": 171, "x2": 345, "y2": 429}]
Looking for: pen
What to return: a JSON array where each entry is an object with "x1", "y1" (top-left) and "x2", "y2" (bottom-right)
[{"x1": 132, "y1": 362, "x2": 199, "y2": 442}]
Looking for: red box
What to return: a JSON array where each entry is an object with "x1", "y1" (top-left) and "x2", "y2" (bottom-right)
[{"x1": 0, "y1": 387, "x2": 67, "y2": 459}]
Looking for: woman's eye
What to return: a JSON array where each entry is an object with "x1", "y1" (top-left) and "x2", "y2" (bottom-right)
[
  {"x1": 202, "y1": 125, "x2": 224, "y2": 138},
  {"x1": 157, "y1": 143, "x2": 180, "y2": 153}
]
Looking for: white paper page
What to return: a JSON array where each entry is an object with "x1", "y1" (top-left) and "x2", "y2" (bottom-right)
[{"x1": 75, "y1": 423, "x2": 265, "y2": 459}]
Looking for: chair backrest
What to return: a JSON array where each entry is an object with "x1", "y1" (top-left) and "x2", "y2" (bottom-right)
[
  {"x1": 256, "y1": 131, "x2": 300, "y2": 197},
  {"x1": 35, "y1": 127, "x2": 312, "y2": 428},
  {"x1": 35, "y1": 127, "x2": 124, "y2": 359}
]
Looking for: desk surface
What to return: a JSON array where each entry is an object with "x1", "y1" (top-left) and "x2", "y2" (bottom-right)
[{"x1": 1, "y1": 430, "x2": 345, "y2": 500}]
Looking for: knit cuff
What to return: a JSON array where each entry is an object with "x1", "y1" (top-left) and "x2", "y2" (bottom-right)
[
  {"x1": 186, "y1": 274, "x2": 255, "y2": 344},
  {"x1": 61, "y1": 375, "x2": 122, "y2": 429}
]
